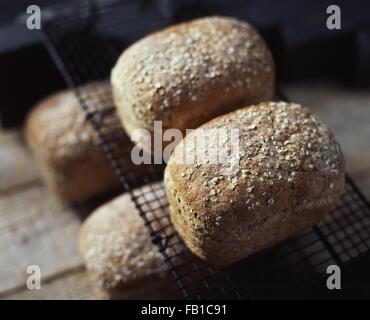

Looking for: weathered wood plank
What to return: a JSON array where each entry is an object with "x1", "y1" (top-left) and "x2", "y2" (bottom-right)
[
  {"x1": 0, "y1": 129, "x2": 40, "y2": 193},
  {"x1": 2, "y1": 266, "x2": 96, "y2": 300},
  {"x1": 0, "y1": 184, "x2": 85, "y2": 294}
]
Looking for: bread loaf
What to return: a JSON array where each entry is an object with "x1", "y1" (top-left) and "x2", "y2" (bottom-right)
[
  {"x1": 25, "y1": 83, "x2": 131, "y2": 202},
  {"x1": 164, "y1": 101, "x2": 345, "y2": 266},
  {"x1": 111, "y1": 16, "x2": 274, "y2": 151},
  {"x1": 79, "y1": 188, "x2": 180, "y2": 299}
]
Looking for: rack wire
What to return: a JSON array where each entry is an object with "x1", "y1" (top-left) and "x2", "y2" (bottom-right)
[{"x1": 41, "y1": 0, "x2": 370, "y2": 299}]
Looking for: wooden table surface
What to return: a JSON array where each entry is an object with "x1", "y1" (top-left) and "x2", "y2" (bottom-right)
[{"x1": 0, "y1": 81, "x2": 369, "y2": 299}]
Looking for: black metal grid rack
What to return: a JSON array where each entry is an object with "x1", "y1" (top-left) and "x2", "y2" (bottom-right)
[{"x1": 40, "y1": 1, "x2": 370, "y2": 299}]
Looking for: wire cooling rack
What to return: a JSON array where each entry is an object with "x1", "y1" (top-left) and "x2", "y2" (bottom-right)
[{"x1": 40, "y1": 0, "x2": 370, "y2": 299}]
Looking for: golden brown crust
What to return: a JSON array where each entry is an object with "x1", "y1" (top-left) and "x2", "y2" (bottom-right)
[
  {"x1": 25, "y1": 83, "x2": 122, "y2": 202},
  {"x1": 79, "y1": 189, "x2": 181, "y2": 299},
  {"x1": 165, "y1": 101, "x2": 345, "y2": 266},
  {"x1": 111, "y1": 16, "x2": 274, "y2": 150}
]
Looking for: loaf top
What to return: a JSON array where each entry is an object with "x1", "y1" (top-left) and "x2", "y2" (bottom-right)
[
  {"x1": 79, "y1": 191, "x2": 169, "y2": 291},
  {"x1": 165, "y1": 102, "x2": 345, "y2": 221},
  {"x1": 25, "y1": 83, "x2": 110, "y2": 168},
  {"x1": 111, "y1": 16, "x2": 274, "y2": 131}
]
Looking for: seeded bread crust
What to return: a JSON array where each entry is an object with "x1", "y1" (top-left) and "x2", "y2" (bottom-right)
[
  {"x1": 111, "y1": 16, "x2": 274, "y2": 151},
  {"x1": 25, "y1": 83, "x2": 123, "y2": 202},
  {"x1": 79, "y1": 189, "x2": 180, "y2": 299},
  {"x1": 164, "y1": 102, "x2": 345, "y2": 266}
]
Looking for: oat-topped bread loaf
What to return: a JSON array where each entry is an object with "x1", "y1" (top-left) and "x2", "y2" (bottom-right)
[
  {"x1": 111, "y1": 16, "x2": 274, "y2": 151},
  {"x1": 165, "y1": 101, "x2": 345, "y2": 266},
  {"x1": 79, "y1": 189, "x2": 181, "y2": 299},
  {"x1": 26, "y1": 83, "x2": 135, "y2": 202}
]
